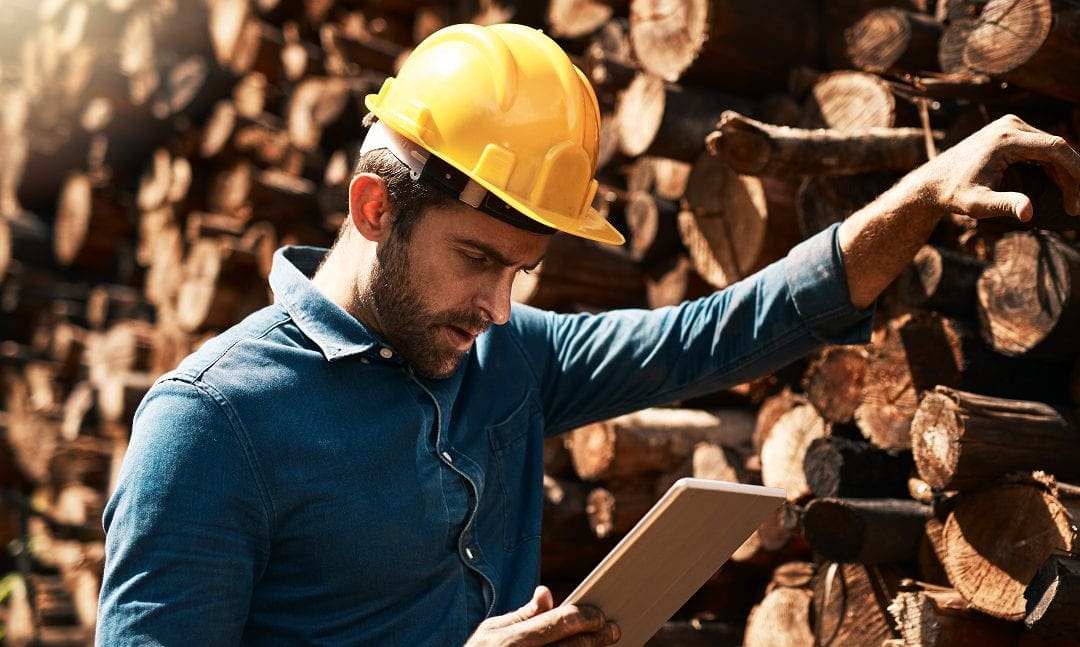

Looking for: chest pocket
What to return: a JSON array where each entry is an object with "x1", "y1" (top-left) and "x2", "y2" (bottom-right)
[{"x1": 487, "y1": 395, "x2": 544, "y2": 551}]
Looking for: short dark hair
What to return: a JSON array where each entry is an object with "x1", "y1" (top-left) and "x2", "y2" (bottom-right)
[{"x1": 350, "y1": 119, "x2": 456, "y2": 241}]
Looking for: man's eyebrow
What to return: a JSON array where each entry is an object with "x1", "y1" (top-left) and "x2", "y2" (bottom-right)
[{"x1": 454, "y1": 237, "x2": 544, "y2": 270}]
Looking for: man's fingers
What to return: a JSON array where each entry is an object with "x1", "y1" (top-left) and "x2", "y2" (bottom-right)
[
  {"x1": 511, "y1": 604, "x2": 607, "y2": 646},
  {"x1": 956, "y1": 185, "x2": 1033, "y2": 221},
  {"x1": 1000, "y1": 130, "x2": 1080, "y2": 214},
  {"x1": 549, "y1": 622, "x2": 621, "y2": 647}
]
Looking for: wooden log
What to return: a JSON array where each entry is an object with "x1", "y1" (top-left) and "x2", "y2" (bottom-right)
[
  {"x1": 800, "y1": 71, "x2": 909, "y2": 131},
  {"x1": 743, "y1": 562, "x2": 815, "y2": 647},
  {"x1": 977, "y1": 231, "x2": 1080, "y2": 358},
  {"x1": 680, "y1": 153, "x2": 800, "y2": 290},
  {"x1": 54, "y1": 172, "x2": 133, "y2": 272},
  {"x1": 822, "y1": 0, "x2": 931, "y2": 67},
  {"x1": 564, "y1": 407, "x2": 755, "y2": 482},
  {"x1": 580, "y1": 19, "x2": 637, "y2": 98},
  {"x1": 152, "y1": 54, "x2": 234, "y2": 123},
  {"x1": 547, "y1": 0, "x2": 626, "y2": 39},
  {"x1": 176, "y1": 238, "x2": 266, "y2": 333},
  {"x1": 812, "y1": 562, "x2": 905, "y2": 647},
  {"x1": 86, "y1": 284, "x2": 151, "y2": 330},
  {"x1": 541, "y1": 474, "x2": 615, "y2": 580},
  {"x1": 888, "y1": 581, "x2": 1024, "y2": 646},
  {"x1": 1025, "y1": 554, "x2": 1080, "y2": 639},
  {"x1": 97, "y1": 371, "x2": 156, "y2": 424},
  {"x1": 758, "y1": 397, "x2": 828, "y2": 501},
  {"x1": 585, "y1": 481, "x2": 655, "y2": 539},
  {"x1": 286, "y1": 76, "x2": 366, "y2": 154},
  {"x1": 845, "y1": 8, "x2": 943, "y2": 74},
  {"x1": 940, "y1": 480, "x2": 1078, "y2": 619},
  {"x1": 911, "y1": 386, "x2": 1080, "y2": 491},
  {"x1": 897, "y1": 245, "x2": 986, "y2": 320},
  {"x1": 87, "y1": 320, "x2": 156, "y2": 389},
  {"x1": 2, "y1": 368, "x2": 62, "y2": 486},
  {"x1": 803, "y1": 497, "x2": 932, "y2": 564},
  {"x1": 510, "y1": 233, "x2": 646, "y2": 312},
  {"x1": 627, "y1": 0, "x2": 822, "y2": 94},
  {"x1": 998, "y1": 162, "x2": 1080, "y2": 232},
  {"x1": 623, "y1": 190, "x2": 682, "y2": 265},
  {"x1": 627, "y1": 156, "x2": 693, "y2": 202},
  {"x1": 60, "y1": 381, "x2": 96, "y2": 441},
  {"x1": 706, "y1": 111, "x2": 936, "y2": 177},
  {"x1": 320, "y1": 23, "x2": 406, "y2": 76},
  {"x1": 803, "y1": 436, "x2": 914, "y2": 499},
  {"x1": 963, "y1": 0, "x2": 1080, "y2": 102},
  {"x1": 641, "y1": 254, "x2": 711, "y2": 309},
  {"x1": 615, "y1": 73, "x2": 754, "y2": 162},
  {"x1": 801, "y1": 345, "x2": 868, "y2": 424}
]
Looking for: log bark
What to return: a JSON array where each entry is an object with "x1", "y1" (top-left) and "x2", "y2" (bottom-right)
[
  {"x1": 795, "y1": 172, "x2": 896, "y2": 237},
  {"x1": 628, "y1": 0, "x2": 822, "y2": 94},
  {"x1": 963, "y1": 0, "x2": 1080, "y2": 102},
  {"x1": 615, "y1": 73, "x2": 754, "y2": 162},
  {"x1": 845, "y1": 8, "x2": 943, "y2": 74},
  {"x1": 801, "y1": 345, "x2": 868, "y2": 424},
  {"x1": 888, "y1": 581, "x2": 1024, "y2": 646},
  {"x1": 1025, "y1": 555, "x2": 1080, "y2": 639},
  {"x1": 803, "y1": 436, "x2": 914, "y2": 499},
  {"x1": 940, "y1": 480, "x2": 1077, "y2": 619},
  {"x1": 911, "y1": 386, "x2": 1080, "y2": 491},
  {"x1": 803, "y1": 497, "x2": 932, "y2": 564},
  {"x1": 680, "y1": 153, "x2": 800, "y2": 290},
  {"x1": 977, "y1": 231, "x2": 1080, "y2": 357},
  {"x1": 706, "y1": 111, "x2": 936, "y2": 176},
  {"x1": 564, "y1": 407, "x2": 755, "y2": 482}
]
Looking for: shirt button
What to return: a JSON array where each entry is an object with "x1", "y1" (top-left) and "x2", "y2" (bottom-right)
[
  {"x1": 464, "y1": 547, "x2": 475, "y2": 560},
  {"x1": 378, "y1": 347, "x2": 393, "y2": 359},
  {"x1": 360, "y1": 357, "x2": 370, "y2": 364},
  {"x1": 441, "y1": 451, "x2": 453, "y2": 463}
]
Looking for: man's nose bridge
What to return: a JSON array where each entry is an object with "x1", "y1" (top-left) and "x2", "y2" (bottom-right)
[{"x1": 476, "y1": 270, "x2": 514, "y2": 323}]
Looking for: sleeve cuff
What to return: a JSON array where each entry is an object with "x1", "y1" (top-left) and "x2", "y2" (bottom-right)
[{"x1": 784, "y1": 222, "x2": 874, "y2": 345}]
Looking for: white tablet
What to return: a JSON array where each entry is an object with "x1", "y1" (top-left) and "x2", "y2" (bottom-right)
[{"x1": 561, "y1": 478, "x2": 786, "y2": 647}]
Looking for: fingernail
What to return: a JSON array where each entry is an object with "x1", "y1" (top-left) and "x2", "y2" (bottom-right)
[{"x1": 608, "y1": 622, "x2": 621, "y2": 642}]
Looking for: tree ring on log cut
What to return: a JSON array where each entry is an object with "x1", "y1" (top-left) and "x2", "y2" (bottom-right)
[
  {"x1": 617, "y1": 73, "x2": 666, "y2": 157},
  {"x1": 801, "y1": 71, "x2": 897, "y2": 132},
  {"x1": 942, "y1": 482, "x2": 1076, "y2": 620},
  {"x1": 909, "y1": 391, "x2": 961, "y2": 490},
  {"x1": 963, "y1": 0, "x2": 1052, "y2": 75},
  {"x1": 845, "y1": 8, "x2": 910, "y2": 73}
]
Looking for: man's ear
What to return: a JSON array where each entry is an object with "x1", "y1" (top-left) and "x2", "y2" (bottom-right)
[{"x1": 348, "y1": 173, "x2": 392, "y2": 241}]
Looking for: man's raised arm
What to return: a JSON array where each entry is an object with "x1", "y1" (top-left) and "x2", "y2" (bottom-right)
[{"x1": 837, "y1": 115, "x2": 1080, "y2": 310}]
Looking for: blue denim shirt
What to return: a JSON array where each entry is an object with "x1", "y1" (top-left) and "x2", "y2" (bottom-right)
[{"x1": 97, "y1": 224, "x2": 870, "y2": 645}]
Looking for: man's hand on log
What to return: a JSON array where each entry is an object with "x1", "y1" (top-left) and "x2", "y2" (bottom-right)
[
  {"x1": 912, "y1": 114, "x2": 1080, "y2": 221},
  {"x1": 464, "y1": 585, "x2": 620, "y2": 647}
]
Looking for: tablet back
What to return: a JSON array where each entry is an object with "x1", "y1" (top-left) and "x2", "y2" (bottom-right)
[{"x1": 561, "y1": 478, "x2": 786, "y2": 647}]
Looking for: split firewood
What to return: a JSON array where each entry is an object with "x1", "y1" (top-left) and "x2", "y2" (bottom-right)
[
  {"x1": 888, "y1": 580, "x2": 1023, "y2": 646},
  {"x1": 564, "y1": 407, "x2": 755, "y2": 482},
  {"x1": 939, "y1": 477, "x2": 1078, "y2": 620},
  {"x1": 705, "y1": 111, "x2": 937, "y2": 176},
  {"x1": 912, "y1": 386, "x2": 1080, "y2": 491},
  {"x1": 802, "y1": 497, "x2": 932, "y2": 564}
]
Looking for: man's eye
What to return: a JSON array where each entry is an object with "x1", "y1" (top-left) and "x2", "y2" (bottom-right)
[{"x1": 464, "y1": 253, "x2": 487, "y2": 266}]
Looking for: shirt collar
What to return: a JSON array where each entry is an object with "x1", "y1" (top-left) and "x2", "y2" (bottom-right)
[{"x1": 269, "y1": 246, "x2": 399, "y2": 363}]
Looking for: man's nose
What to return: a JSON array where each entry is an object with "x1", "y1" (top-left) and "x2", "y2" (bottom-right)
[{"x1": 474, "y1": 273, "x2": 514, "y2": 325}]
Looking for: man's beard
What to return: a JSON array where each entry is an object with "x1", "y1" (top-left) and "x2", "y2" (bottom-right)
[{"x1": 361, "y1": 233, "x2": 490, "y2": 379}]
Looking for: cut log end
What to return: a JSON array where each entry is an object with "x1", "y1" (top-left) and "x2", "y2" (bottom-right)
[{"x1": 910, "y1": 391, "x2": 962, "y2": 491}]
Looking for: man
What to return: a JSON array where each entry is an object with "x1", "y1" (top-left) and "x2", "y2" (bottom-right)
[{"x1": 96, "y1": 22, "x2": 1080, "y2": 646}]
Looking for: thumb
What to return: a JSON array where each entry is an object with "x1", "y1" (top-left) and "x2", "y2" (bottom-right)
[
  {"x1": 958, "y1": 186, "x2": 1033, "y2": 221},
  {"x1": 481, "y1": 586, "x2": 553, "y2": 630}
]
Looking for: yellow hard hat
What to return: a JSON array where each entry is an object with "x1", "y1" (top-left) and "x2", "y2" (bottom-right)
[{"x1": 364, "y1": 23, "x2": 624, "y2": 245}]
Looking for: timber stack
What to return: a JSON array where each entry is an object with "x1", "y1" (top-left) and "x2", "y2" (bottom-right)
[{"x1": 0, "y1": 0, "x2": 1077, "y2": 644}]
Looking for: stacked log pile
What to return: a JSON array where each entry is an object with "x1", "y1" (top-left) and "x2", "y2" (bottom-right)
[{"x1": 0, "y1": 0, "x2": 1078, "y2": 644}]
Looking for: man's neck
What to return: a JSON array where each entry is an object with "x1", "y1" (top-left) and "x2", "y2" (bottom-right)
[{"x1": 311, "y1": 239, "x2": 383, "y2": 336}]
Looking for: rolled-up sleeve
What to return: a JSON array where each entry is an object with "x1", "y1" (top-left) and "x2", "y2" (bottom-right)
[
  {"x1": 511, "y1": 223, "x2": 873, "y2": 434},
  {"x1": 97, "y1": 378, "x2": 271, "y2": 646}
]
